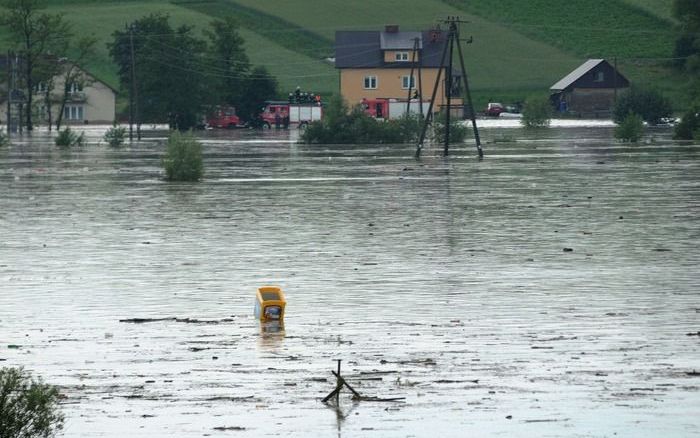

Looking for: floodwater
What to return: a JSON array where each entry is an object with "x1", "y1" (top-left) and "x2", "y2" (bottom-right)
[{"x1": 0, "y1": 124, "x2": 698, "y2": 437}]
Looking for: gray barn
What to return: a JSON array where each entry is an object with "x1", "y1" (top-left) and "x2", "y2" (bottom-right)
[{"x1": 550, "y1": 59, "x2": 629, "y2": 117}]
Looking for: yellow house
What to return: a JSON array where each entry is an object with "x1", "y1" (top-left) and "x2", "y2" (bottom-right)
[{"x1": 335, "y1": 25, "x2": 462, "y2": 113}]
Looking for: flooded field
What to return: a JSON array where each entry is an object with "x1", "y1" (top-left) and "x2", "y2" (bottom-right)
[{"x1": 1, "y1": 125, "x2": 698, "y2": 437}]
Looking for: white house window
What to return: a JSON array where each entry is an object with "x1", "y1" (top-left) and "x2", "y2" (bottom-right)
[
  {"x1": 594, "y1": 71, "x2": 604, "y2": 82},
  {"x1": 36, "y1": 82, "x2": 47, "y2": 93},
  {"x1": 395, "y1": 52, "x2": 409, "y2": 61},
  {"x1": 66, "y1": 82, "x2": 83, "y2": 93},
  {"x1": 64, "y1": 105, "x2": 84, "y2": 120},
  {"x1": 401, "y1": 75, "x2": 415, "y2": 89},
  {"x1": 363, "y1": 75, "x2": 377, "y2": 89}
]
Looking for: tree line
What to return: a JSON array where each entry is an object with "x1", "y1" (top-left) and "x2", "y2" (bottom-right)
[
  {"x1": 1, "y1": 0, "x2": 278, "y2": 132},
  {"x1": 108, "y1": 13, "x2": 277, "y2": 131}
]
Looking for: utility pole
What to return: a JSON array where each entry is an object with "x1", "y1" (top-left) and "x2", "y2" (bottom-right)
[
  {"x1": 415, "y1": 17, "x2": 482, "y2": 159},
  {"x1": 455, "y1": 30, "x2": 482, "y2": 158},
  {"x1": 129, "y1": 25, "x2": 140, "y2": 141},
  {"x1": 444, "y1": 30, "x2": 454, "y2": 155},
  {"x1": 406, "y1": 37, "x2": 420, "y2": 117},
  {"x1": 6, "y1": 51, "x2": 11, "y2": 138}
]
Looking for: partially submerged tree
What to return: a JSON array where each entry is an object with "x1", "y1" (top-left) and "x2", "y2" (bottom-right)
[
  {"x1": 521, "y1": 95, "x2": 553, "y2": 128},
  {"x1": 612, "y1": 86, "x2": 672, "y2": 124},
  {"x1": 109, "y1": 14, "x2": 210, "y2": 131},
  {"x1": 0, "y1": 0, "x2": 72, "y2": 131},
  {"x1": 0, "y1": 366, "x2": 64, "y2": 438},
  {"x1": 55, "y1": 36, "x2": 97, "y2": 130}
]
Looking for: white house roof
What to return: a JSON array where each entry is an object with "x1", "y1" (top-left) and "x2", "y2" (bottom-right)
[{"x1": 550, "y1": 59, "x2": 605, "y2": 91}]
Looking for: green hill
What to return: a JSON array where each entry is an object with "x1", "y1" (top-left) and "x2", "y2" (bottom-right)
[{"x1": 0, "y1": 0, "x2": 690, "y2": 109}]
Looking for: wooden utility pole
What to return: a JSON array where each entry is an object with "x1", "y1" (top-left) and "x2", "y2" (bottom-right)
[
  {"x1": 455, "y1": 28, "x2": 482, "y2": 158},
  {"x1": 129, "y1": 25, "x2": 140, "y2": 140},
  {"x1": 405, "y1": 37, "x2": 421, "y2": 117},
  {"x1": 415, "y1": 17, "x2": 482, "y2": 159},
  {"x1": 6, "y1": 51, "x2": 11, "y2": 138}
]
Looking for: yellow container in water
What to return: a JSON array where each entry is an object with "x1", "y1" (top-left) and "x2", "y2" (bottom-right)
[{"x1": 254, "y1": 286, "x2": 286, "y2": 321}]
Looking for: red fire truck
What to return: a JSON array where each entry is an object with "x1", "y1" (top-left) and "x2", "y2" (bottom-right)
[
  {"x1": 206, "y1": 106, "x2": 242, "y2": 129},
  {"x1": 260, "y1": 101, "x2": 323, "y2": 129},
  {"x1": 361, "y1": 98, "x2": 430, "y2": 119}
]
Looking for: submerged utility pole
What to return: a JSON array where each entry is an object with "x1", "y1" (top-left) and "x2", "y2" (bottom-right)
[
  {"x1": 405, "y1": 37, "x2": 423, "y2": 117},
  {"x1": 129, "y1": 26, "x2": 141, "y2": 140},
  {"x1": 415, "y1": 17, "x2": 482, "y2": 159},
  {"x1": 6, "y1": 51, "x2": 11, "y2": 138}
]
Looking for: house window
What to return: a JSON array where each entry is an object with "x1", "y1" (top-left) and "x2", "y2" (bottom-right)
[
  {"x1": 66, "y1": 82, "x2": 83, "y2": 93},
  {"x1": 35, "y1": 82, "x2": 47, "y2": 93},
  {"x1": 594, "y1": 71, "x2": 604, "y2": 82},
  {"x1": 363, "y1": 76, "x2": 377, "y2": 89},
  {"x1": 64, "y1": 105, "x2": 84, "y2": 121},
  {"x1": 395, "y1": 52, "x2": 409, "y2": 61},
  {"x1": 401, "y1": 75, "x2": 415, "y2": 89}
]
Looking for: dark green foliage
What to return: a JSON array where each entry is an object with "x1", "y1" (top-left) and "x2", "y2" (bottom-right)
[
  {"x1": 521, "y1": 95, "x2": 553, "y2": 128},
  {"x1": 238, "y1": 66, "x2": 278, "y2": 122},
  {"x1": 300, "y1": 96, "x2": 422, "y2": 144},
  {"x1": 614, "y1": 112, "x2": 644, "y2": 142},
  {"x1": 673, "y1": 106, "x2": 700, "y2": 140},
  {"x1": 103, "y1": 123, "x2": 126, "y2": 147},
  {"x1": 0, "y1": 367, "x2": 64, "y2": 438},
  {"x1": 431, "y1": 112, "x2": 468, "y2": 144},
  {"x1": 672, "y1": 0, "x2": 700, "y2": 71},
  {"x1": 108, "y1": 13, "x2": 209, "y2": 130},
  {"x1": 162, "y1": 131, "x2": 203, "y2": 181},
  {"x1": 55, "y1": 127, "x2": 84, "y2": 148},
  {"x1": 0, "y1": 130, "x2": 8, "y2": 147},
  {"x1": 204, "y1": 16, "x2": 250, "y2": 109},
  {"x1": 612, "y1": 86, "x2": 672, "y2": 124}
]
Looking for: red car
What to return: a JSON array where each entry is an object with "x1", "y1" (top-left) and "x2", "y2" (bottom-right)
[{"x1": 485, "y1": 102, "x2": 505, "y2": 117}]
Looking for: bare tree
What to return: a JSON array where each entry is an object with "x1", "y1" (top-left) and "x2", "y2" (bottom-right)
[{"x1": 0, "y1": 0, "x2": 71, "y2": 130}]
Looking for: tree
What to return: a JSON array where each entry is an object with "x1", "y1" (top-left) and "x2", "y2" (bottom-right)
[
  {"x1": 0, "y1": 0, "x2": 72, "y2": 131},
  {"x1": 614, "y1": 112, "x2": 644, "y2": 142},
  {"x1": 204, "y1": 16, "x2": 250, "y2": 107},
  {"x1": 612, "y1": 86, "x2": 672, "y2": 124},
  {"x1": 521, "y1": 95, "x2": 553, "y2": 128},
  {"x1": 108, "y1": 13, "x2": 208, "y2": 130},
  {"x1": 55, "y1": 36, "x2": 97, "y2": 130},
  {"x1": 238, "y1": 66, "x2": 278, "y2": 122},
  {"x1": 0, "y1": 367, "x2": 64, "y2": 438}
]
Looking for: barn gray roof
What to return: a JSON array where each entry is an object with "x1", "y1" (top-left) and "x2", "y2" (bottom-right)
[
  {"x1": 550, "y1": 59, "x2": 605, "y2": 91},
  {"x1": 335, "y1": 30, "x2": 448, "y2": 69}
]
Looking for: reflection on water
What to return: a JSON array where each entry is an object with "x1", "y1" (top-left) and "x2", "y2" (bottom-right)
[{"x1": 0, "y1": 126, "x2": 698, "y2": 437}]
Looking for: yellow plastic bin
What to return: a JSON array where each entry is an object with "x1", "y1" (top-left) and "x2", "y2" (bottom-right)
[{"x1": 254, "y1": 286, "x2": 286, "y2": 322}]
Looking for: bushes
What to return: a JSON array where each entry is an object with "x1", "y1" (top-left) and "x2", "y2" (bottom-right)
[
  {"x1": 55, "y1": 127, "x2": 85, "y2": 148},
  {"x1": 300, "y1": 96, "x2": 423, "y2": 144},
  {"x1": 521, "y1": 95, "x2": 552, "y2": 128},
  {"x1": 0, "y1": 130, "x2": 8, "y2": 147},
  {"x1": 162, "y1": 131, "x2": 203, "y2": 181},
  {"x1": 432, "y1": 112, "x2": 468, "y2": 144},
  {"x1": 0, "y1": 367, "x2": 64, "y2": 438},
  {"x1": 103, "y1": 123, "x2": 126, "y2": 147},
  {"x1": 614, "y1": 113, "x2": 644, "y2": 142},
  {"x1": 673, "y1": 106, "x2": 700, "y2": 140},
  {"x1": 612, "y1": 86, "x2": 672, "y2": 124}
]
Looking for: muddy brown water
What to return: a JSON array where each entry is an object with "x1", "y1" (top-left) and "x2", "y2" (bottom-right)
[{"x1": 1, "y1": 125, "x2": 698, "y2": 437}]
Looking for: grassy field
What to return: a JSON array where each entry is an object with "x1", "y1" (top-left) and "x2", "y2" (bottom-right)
[
  {"x1": 0, "y1": 0, "x2": 691, "y2": 110},
  {"x1": 225, "y1": 0, "x2": 579, "y2": 94}
]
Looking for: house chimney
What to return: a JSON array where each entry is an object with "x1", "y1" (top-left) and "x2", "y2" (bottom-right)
[
  {"x1": 429, "y1": 25, "x2": 442, "y2": 42},
  {"x1": 385, "y1": 24, "x2": 399, "y2": 33}
]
